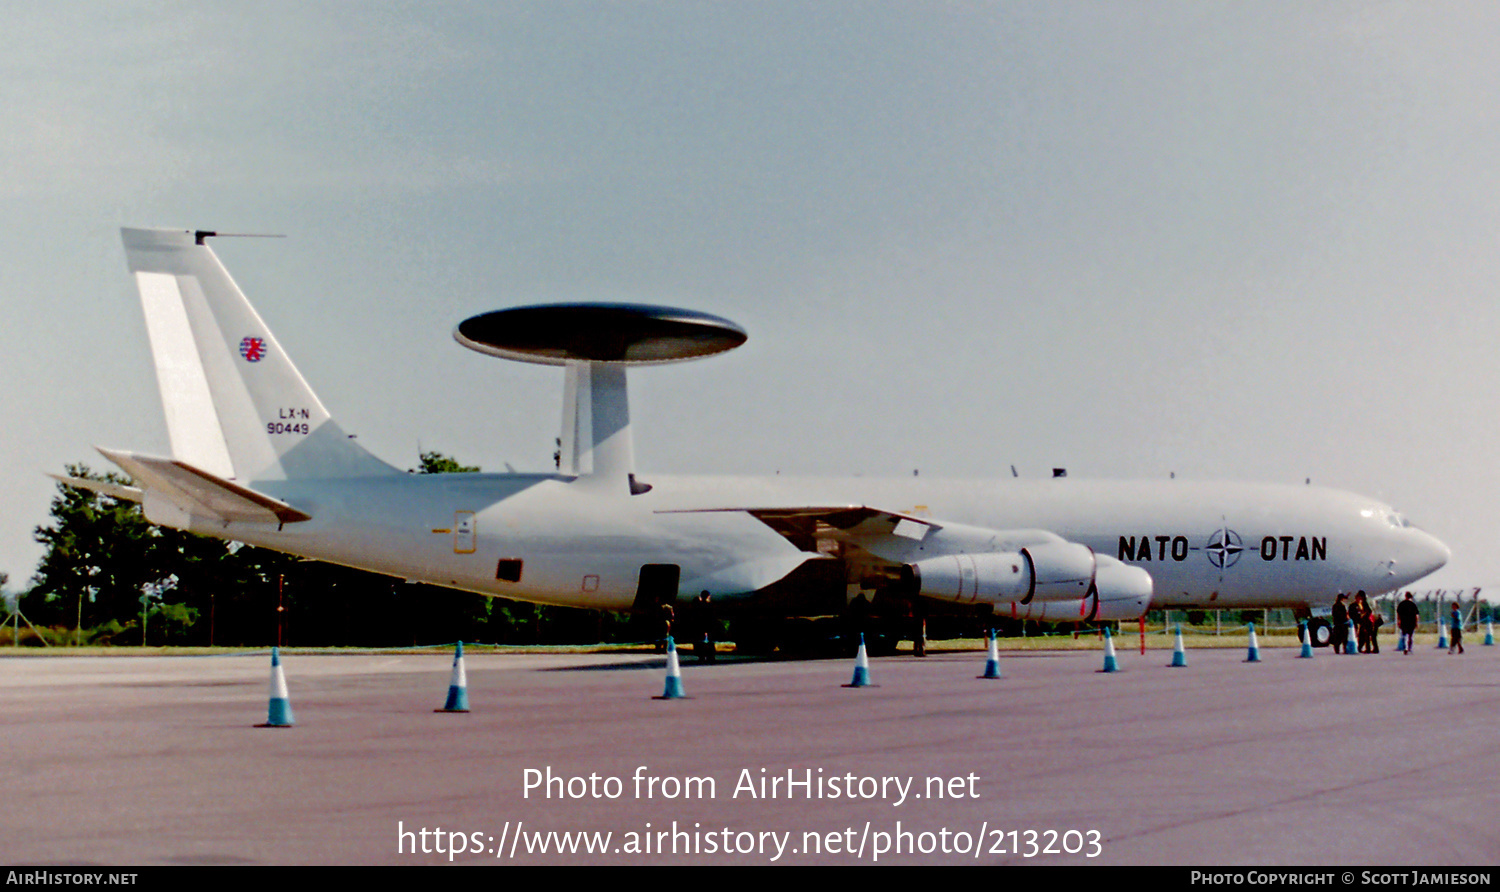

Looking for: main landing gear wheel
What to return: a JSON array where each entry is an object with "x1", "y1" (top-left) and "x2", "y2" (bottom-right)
[{"x1": 1307, "y1": 618, "x2": 1332, "y2": 648}]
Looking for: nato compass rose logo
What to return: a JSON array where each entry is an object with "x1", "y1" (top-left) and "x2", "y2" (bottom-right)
[
  {"x1": 239, "y1": 336, "x2": 267, "y2": 363},
  {"x1": 1206, "y1": 528, "x2": 1244, "y2": 569}
]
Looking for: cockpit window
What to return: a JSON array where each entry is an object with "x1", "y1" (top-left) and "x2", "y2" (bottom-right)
[{"x1": 1367, "y1": 507, "x2": 1418, "y2": 530}]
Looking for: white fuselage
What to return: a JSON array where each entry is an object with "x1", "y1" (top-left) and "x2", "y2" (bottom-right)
[{"x1": 195, "y1": 472, "x2": 1448, "y2": 614}]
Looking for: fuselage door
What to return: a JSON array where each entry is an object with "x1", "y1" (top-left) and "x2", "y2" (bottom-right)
[
  {"x1": 454, "y1": 511, "x2": 476, "y2": 554},
  {"x1": 633, "y1": 563, "x2": 681, "y2": 612}
]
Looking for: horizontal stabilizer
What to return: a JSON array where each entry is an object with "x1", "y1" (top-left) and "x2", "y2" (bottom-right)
[
  {"x1": 96, "y1": 447, "x2": 311, "y2": 525},
  {"x1": 47, "y1": 474, "x2": 143, "y2": 504}
]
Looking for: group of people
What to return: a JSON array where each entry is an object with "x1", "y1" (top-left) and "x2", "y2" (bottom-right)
[
  {"x1": 1330, "y1": 591, "x2": 1384, "y2": 653},
  {"x1": 1400, "y1": 591, "x2": 1468, "y2": 655},
  {"x1": 1334, "y1": 590, "x2": 1468, "y2": 655}
]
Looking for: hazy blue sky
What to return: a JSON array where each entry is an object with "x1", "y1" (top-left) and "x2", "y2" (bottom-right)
[{"x1": 4, "y1": 2, "x2": 1498, "y2": 595}]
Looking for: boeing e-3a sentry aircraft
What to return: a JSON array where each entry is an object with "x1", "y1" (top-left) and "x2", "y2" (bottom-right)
[{"x1": 55, "y1": 228, "x2": 1450, "y2": 648}]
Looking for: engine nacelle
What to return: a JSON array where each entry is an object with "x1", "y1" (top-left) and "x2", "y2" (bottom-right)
[
  {"x1": 903, "y1": 542, "x2": 1096, "y2": 607},
  {"x1": 1090, "y1": 554, "x2": 1153, "y2": 620},
  {"x1": 937, "y1": 553, "x2": 1153, "y2": 622},
  {"x1": 1019, "y1": 541, "x2": 1096, "y2": 603},
  {"x1": 901, "y1": 552, "x2": 1031, "y2": 606}
]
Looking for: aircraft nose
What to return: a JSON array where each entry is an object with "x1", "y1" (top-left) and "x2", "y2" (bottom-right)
[
  {"x1": 1417, "y1": 531, "x2": 1451, "y2": 577},
  {"x1": 1398, "y1": 529, "x2": 1450, "y2": 581}
]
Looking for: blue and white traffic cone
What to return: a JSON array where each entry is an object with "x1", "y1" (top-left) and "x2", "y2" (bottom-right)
[
  {"x1": 1484, "y1": 619, "x2": 1494, "y2": 647},
  {"x1": 845, "y1": 634, "x2": 873, "y2": 687},
  {"x1": 1100, "y1": 626, "x2": 1119, "y2": 673},
  {"x1": 1169, "y1": 624, "x2": 1187, "y2": 667},
  {"x1": 1437, "y1": 619, "x2": 1449, "y2": 651},
  {"x1": 258, "y1": 646, "x2": 295, "y2": 728},
  {"x1": 1245, "y1": 623, "x2": 1261, "y2": 663},
  {"x1": 656, "y1": 636, "x2": 686, "y2": 699},
  {"x1": 1298, "y1": 622, "x2": 1313, "y2": 659},
  {"x1": 437, "y1": 641, "x2": 470, "y2": 713},
  {"x1": 980, "y1": 630, "x2": 1002, "y2": 679}
]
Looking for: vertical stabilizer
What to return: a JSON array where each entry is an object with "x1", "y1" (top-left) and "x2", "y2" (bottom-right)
[{"x1": 121, "y1": 228, "x2": 397, "y2": 482}]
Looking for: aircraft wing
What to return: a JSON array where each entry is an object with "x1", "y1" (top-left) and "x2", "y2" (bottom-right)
[
  {"x1": 658, "y1": 504, "x2": 1065, "y2": 562},
  {"x1": 658, "y1": 505, "x2": 946, "y2": 557},
  {"x1": 93, "y1": 447, "x2": 312, "y2": 526},
  {"x1": 660, "y1": 504, "x2": 1151, "y2": 619}
]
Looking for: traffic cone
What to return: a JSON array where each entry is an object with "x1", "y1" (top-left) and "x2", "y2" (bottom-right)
[
  {"x1": 1437, "y1": 619, "x2": 1449, "y2": 651},
  {"x1": 436, "y1": 641, "x2": 470, "y2": 713},
  {"x1": 845, "y1": 634, "x2": 873, "y2": 687},
  {"x1": 1169, "y1": 624, "x2": 1187, "y2": 667},
  {"x1": 1484, "y1": 619, "x2": 1494, "y2": 647},
  {"x1": 980, "y1": 630, "x2": 1002, "y2": 679},
  {"x1": 1245, "y1": 623, "x2": 1262, "y2": 663},
  {"x1": 1298, "y1": 621, "x2": 1313, "y2": 659},
  {"x1": 257, "y1": 646, "x2": 295, "y2": 728},
  {"x1": 1100, "y1": 626, "x2": 1119, "y2": 673},
  {"x1": 656, "y1": 636, "x2": 686, "y2": 699}
]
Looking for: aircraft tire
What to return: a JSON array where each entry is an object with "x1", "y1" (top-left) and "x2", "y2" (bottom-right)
[{"x1": 1307, "y1": 618, "x2": 1332, "y2": 648}]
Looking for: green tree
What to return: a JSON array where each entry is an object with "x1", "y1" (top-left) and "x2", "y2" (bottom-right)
[
  {"x1": 160, "y1": 532, "x2": 294, "y2": 646},
  {"x1": 31, "y1": 465, "x2": 166, "y2": 641},
  {"x1": 412, "y1": 451, "x2": 480, "y2": 474},
  {"x1": 31, "y1": 466, "x2": 279, "y2": 644}
]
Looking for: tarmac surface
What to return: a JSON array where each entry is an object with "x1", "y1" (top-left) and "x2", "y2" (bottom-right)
[{"x1": 3, "y1": 639, "x2": 1498, "y2": 866}]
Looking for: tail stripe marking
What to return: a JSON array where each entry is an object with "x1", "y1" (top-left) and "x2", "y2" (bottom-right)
[{"x1": 136, "y1": 271, "x2": 235, "y2": 478}]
